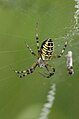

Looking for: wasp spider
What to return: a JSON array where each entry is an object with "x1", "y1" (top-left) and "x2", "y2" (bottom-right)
[{"x1": 12, "y1": 24, "x2": 67, "y2": 78}]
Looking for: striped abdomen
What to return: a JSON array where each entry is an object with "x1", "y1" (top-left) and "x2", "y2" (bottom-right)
[{"x1": 40, "y1": 38, "x2": 54, "y2": 60}]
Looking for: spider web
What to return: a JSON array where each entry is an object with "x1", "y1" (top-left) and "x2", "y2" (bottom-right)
[
  {"x1": 0, "y1": 2, "x2": 78, "y2": 82},
  {"x1": 0, "y1": 0, "x2": 78, "y2": 95},
  {"x1": 0, "y1": 0, "x2": 79, "y2": 119}
]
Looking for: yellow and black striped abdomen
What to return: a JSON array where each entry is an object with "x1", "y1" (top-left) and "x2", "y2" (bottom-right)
[{"x1": 40, "y1": 38, "x2": 54, "y2": 60}]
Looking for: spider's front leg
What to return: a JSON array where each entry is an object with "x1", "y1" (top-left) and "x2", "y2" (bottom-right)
[
  {"x1": 45, "y1": 64, "x2": 55, "y2": 78},
  {"x1": 39, "y1": 64, "x2": 55, "y2": 78},
  {"x1": 12, "y1": 62, "x2": 38, "y2": 78}
]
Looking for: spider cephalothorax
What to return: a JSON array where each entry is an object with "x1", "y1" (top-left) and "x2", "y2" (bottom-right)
[{"x1": 13, "y1": 25, "x2": 67, "y2": 78}]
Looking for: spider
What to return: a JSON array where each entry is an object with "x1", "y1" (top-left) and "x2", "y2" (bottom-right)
[{"x1": 12, "y1": 24, "x2": 67, "y2": 78}]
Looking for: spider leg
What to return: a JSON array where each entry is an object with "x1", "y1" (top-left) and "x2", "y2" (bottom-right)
[
  {"x1": 36, "y1": 22, "x2": 40, "y2": 56},
  {"x1": 45, "y1": 64, "x2": 55, "y2": 78},
  {"x1": 11, "y1": 62, "x2": 38, "y2": 78},
  {"x1": 39, "y1": 64, "x2": 55, "y2": 78},
  {"x1": 25, "y1": 41, "x2": 37, "y2": 57},
  {"x1": 56, "y1": 41, "x2": 67, "y2": 58}
]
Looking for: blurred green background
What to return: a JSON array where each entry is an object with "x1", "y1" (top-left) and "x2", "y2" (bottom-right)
[{"x1": 0, "y1": 0, "x2": 79, "y2": 119}]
